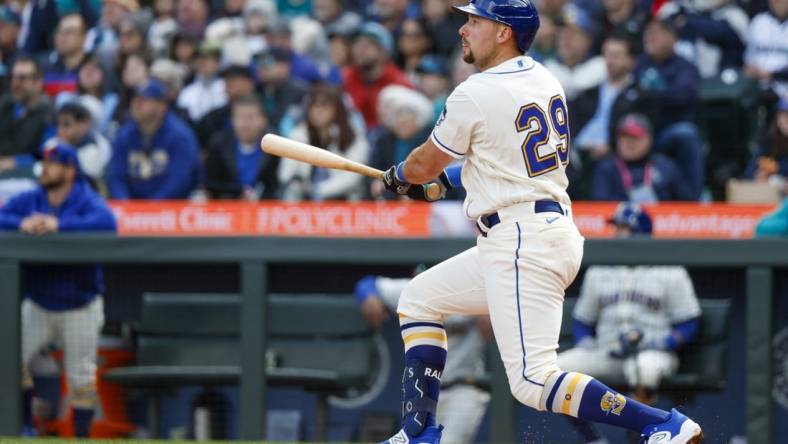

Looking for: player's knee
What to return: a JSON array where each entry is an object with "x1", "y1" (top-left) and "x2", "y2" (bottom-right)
[
  {"x1": 397, "y1": 275, "x2": 441, "y2": 320},
  {"x1": 508, "y1": 363, "x2": 561, "y2": 411},
  {"x1": 71, "y1": 383, "x2": 98, "y2": 409}
]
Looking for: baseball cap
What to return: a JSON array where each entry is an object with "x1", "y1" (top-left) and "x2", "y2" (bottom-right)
[
  {"x1": 103, "y1": 0, "x2": 140, "y2": 12},
  {"x1": 220, "y1": 63, "x2": 256, "y2": 79},
  {"x1": 198, "y1": 40, "x2": 223, "y2": 58},
  {"x1": 43, "y1": 143, "x2": 82, "y2": 174},
  {"x1": 561, "y1": 4, "x2": 598, "y2": 39},
  {"x1": 256, "y1": 46, "x2": 291, "y2": 68},
  {"x1": 416, "y1": 55, "x2": 449, "y2": 77},
  {"x1": 134, "y1": 78, "x2": 168, "y2": 100},
  {"x1": 0, "y1": 6, "x2": 21, "y2": 26},
  {"x1": 354, "y1": 22, "x2": 394, "y2": 55},
  {"x1": 617, "y1": 113, "x2": 652, "y2": 138}
]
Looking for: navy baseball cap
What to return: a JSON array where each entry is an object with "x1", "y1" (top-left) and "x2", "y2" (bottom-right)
[
  {"x1": 0, "y1": 6, "x2": 21, "y2": 26},
  {"x1": 134, "y1": 78, "x2": 168, "y2": 100},
  {"x1": 43, "y1": 144, "x2": 82, "y2": 173}
]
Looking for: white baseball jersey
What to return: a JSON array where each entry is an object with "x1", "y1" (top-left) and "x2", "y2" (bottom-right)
[
  {"x1": 573, "y1": 266, "x2": 701, "y2": 349},
  {"x1": 431, "y1": 55, "x2": 571, "y2": 219}
]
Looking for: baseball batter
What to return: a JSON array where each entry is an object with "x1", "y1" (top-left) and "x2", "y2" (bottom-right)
[
  {"x1": 379, "y1": 1, "x2": 704, "y2": 443},
  {"x1": 0, "y1": 145, "x2": 116, "y2": 437}
]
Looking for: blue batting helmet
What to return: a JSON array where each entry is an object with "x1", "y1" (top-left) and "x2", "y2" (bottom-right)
[
  {"x1": 609, "y1": 202, "x2": 653, "y2": 235},
  {"x1": 453, "y1": 0, "x2": 540, "y2": 54}
]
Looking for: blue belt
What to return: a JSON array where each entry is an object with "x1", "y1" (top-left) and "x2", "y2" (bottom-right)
[{"x1": 478, "y1": 200, "x2": 564, "y2": 236}]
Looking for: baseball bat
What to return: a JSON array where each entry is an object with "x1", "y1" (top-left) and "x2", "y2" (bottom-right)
[{"x1": 260, "y1": 133, "x2": 443, "y2": 201}]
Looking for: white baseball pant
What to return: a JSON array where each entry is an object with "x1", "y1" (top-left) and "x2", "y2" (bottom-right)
[
  {"x1": 398, "y1": 206, "x2": 584, "y2": 411},
  {"x1": 22, "y1": 297, "x2": 104, "y2": 403},
  {"x1": 558, "y1": 347, "x2": 679, "y2": 389}
]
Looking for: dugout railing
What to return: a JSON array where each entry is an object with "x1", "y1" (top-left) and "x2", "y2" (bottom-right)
[{"x1": 0, "y1": 235, "x2": 784, "y2": 443}]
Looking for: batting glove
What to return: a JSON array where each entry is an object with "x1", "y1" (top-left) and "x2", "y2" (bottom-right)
[{"x1": 382, "y1": 163, "x2": 412, "y2": 196}]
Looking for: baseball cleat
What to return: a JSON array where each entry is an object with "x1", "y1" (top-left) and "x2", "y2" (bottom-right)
[
  {"x1": 379, "y1": 425, "x2": 444, "y2": 444},
  {"x1": 641, "y1": 408, "x2": 703, "y2": 443}
]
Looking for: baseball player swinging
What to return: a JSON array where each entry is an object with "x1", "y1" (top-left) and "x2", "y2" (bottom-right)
[{"x1": 378, "y1": 1, "x2": 704, "y2": 443}]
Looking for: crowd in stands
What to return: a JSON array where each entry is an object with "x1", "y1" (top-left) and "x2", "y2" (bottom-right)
[{"x1": 0, "y1": 0, "x2": 785, "y2": 204}]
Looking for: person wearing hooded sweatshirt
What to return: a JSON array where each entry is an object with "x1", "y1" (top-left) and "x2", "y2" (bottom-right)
[{"x1": 0, "y1": 143, "x2": 116, "y2": 437}]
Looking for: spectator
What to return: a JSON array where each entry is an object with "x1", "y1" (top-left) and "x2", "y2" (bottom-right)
[
  {"x1": 44, "y1": 101, "x2": 111, "y2": 187},
  {"x1": 265, "y1": 20, "x2": 343, "y2": 85},
  {"x1": 558, "y1": 202, "x2": 700, "y2": 443},
  {"x1": 530, "y1": 14, "x2": 558, "y2": 62},
  {"x1": 354, "y1": 274, "x2": 491, "y2": 444},
  {"x1": 177, "y1": 0, "x2": 210, "y2": 38},
  {"x1": 195, "y1": 63, "x2": 256, "y2": 149},
  {"x1": 169, "y1": 29, "x2": 200, "y2": 69},
  {"x1": 243, "y1": 0, "x2": 278, "y2": 55},
  {"x1": 744, "y1": 0, "x2": 788, "y2": 101},
  {"x1": 747, "y1": 98, "x2": 788, "y2": 181},
  {"x1": 397, "y1": 18, "x2": 434, "y2": 76},
  {"x1": 20, "y1": 0, "x2": 97, "y2": 56},
  {"x1": 369, "y1": 85, "x2": 433, "y2": 199},
  {"x1": 592, "y1": 113, "x2": 693, "y2": 202},
  {"x1": 112, "y1": 52, "x2": 150, "y2": 126},
  {"x1": 43, "y1": 14, "x2": 88, "y2": 98},
  {"x1": 0, "y1": 6, "x2": 22, "y2": 91},
  {"x1": 313, "y1": 0, "x2": 362, "y2": 37},
  {"x1": 279, "y1": 83, "x2": 369, "y2": 201},
  {"x1": 660, "y1": 0, "x2": 749, "y2": 79},
  {"x1": 85, "y1": 0, "x2": 139, "y2": 69},
  {"x1": 368, "y1": 0, "x2": 415, "y2": 39},
  {"x1": 600, "y1": 0, "x2": 647, "y2": 51},
  {"x1": 108, "y1": 79, "x2": 201, "y2": 199},
  {"x1": 545, "y1": 4, "x2": 606, "y2": 100},
  {"x1": 116, "y1": 16, "x2": 153, "y2": 68},
  {"x1": 0, "y1": 57, "x2": 53, "y2": 174},
  {"x1": 343, "y1": 21, "x2": 412, "y2": 129},
  {"x1": 420, "y1": 0, "x2": 463, "y2": 58},
  {"x1": 204, "y1": 95, "x2": 280, "y2": 199},
  {"x1": 326, "y1": 28, "x2": 356, "y2": 68},
  {"x1": 414, "y1": 54, "x2": 451, "y2": 123},
  {"x1": 76, "y1": 54, "x2": 120, "y2": 136},
  {"x1": 177, "y1": 40, "x2": 228, "y2": 123},
  {"x1": 0, "y1": 144, "x2": 116, "y2": 438},
  {"x1": 255, "y1": 46, "x2": 308, "y2": 129},
  {"x1": 148, "y1": 0, "x2": 178, "y2": 57},
  {"x1": 571, "y1": 34, "x2": 657, "y2": 161},
  {"x1": 637, "y1": 17, "x2": 705, "y2": 200}
]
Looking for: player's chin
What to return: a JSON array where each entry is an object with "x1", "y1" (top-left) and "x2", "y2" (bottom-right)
[{"x1": 462, "y1": 48, "x2": 475, "y2": 64}]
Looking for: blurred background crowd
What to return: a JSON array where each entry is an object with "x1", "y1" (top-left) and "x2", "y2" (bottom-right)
[{"x1": 0, "y1": 0, "x2": 785, "y2": 204}]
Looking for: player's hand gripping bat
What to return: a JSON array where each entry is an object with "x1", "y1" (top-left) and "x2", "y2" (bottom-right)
[{"x1": 260, "y1": 133, "x2": 444, "y2": 201}]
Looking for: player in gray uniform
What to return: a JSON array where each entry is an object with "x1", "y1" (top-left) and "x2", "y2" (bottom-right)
[
  {"x1": 355, "y1": 276, "x2": 491, "y2": 444},
  {"x1": 558, "y1": 203, "x2": 701, "y2": 443}
]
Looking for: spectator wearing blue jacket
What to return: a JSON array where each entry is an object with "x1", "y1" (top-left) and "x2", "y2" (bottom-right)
[
  {"x1": 592, "y1": 113, "x2": 694, "y2": 203},
  {"x1": 0, "y1": 143, "x2": 116, "y2": 438},
  {"x1": 636, "y1": 17, "x2": 704, "y2": 200},
  {"x1": 108, "y1": 79, "x2": 201, "y2": 199}
]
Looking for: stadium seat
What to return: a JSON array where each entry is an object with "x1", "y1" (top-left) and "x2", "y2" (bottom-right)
[
  {"x1": 559, "y1": 298, "x2": 731, "y2": 394},
  {"x1": 103, "y1": 292, "x2": 376, "y2": 440}
]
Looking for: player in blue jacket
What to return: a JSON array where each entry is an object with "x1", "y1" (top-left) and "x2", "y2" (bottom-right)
[{"x1": 0, "y1": 144, "x2": 116, "y2": 437}]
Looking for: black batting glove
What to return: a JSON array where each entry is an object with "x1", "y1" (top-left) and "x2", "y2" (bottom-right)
[{"x1": 382, "y1": 164, "x2": 412, "y2": 196}]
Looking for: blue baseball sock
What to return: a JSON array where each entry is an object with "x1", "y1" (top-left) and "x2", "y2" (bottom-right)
[
  {"x1": 73, "y1": 407, "x2": 94, "y2": 437},
  {"x1": 543, "y1": 372, "x2": 670, "y2": 433},
  {"x1": 400, "y1": 318, "x2": 447, "y2": 437}
]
